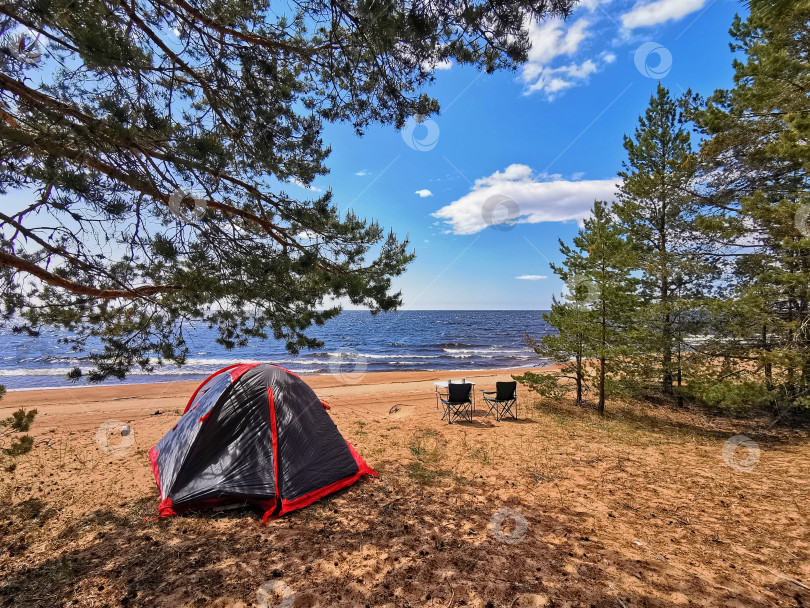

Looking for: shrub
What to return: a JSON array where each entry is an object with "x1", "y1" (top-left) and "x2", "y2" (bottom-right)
[{"x1": 512, "y1": 372, "x2": 567, "y2": 402}]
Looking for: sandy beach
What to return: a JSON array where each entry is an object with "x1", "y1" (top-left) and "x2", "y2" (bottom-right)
[{"x1": 1, "y1": 367, "x2": 809, "y2": 607}]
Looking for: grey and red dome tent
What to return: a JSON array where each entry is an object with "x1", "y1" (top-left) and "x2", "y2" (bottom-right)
[{"x1": 148, "y1": 363, "x2": 375, "y2": 521}]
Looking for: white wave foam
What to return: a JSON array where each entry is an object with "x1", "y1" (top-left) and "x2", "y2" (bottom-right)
[
  {"x1": 0, "y1": 367, "x2": 218, "y2": 377},
  {"x1": 307, "y1": 352, "x2": 440, "y2": 359},
  {"x1": 443, "y1": 348, "x2": 529, "y2": 355}
]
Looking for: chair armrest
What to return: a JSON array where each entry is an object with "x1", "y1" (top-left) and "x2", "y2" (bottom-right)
[
  {"x1": 481, "y1": 391, "x2": 496, "y2": 395},
  {"x1": 441, "y1": 398, "x2": 471, "y2": 405}
]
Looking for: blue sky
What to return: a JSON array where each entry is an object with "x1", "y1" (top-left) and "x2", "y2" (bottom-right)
[
  {"x1": 302, "y1": 0, "x2": 746, "y2": 310},
  {"x1": 2, "y1": 0, "x2": 746, "y2": 313}
]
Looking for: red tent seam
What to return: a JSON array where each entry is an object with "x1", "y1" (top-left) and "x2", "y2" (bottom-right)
[
  {"x1": 148, "y1": 446, "x2": 162, "y2": 498},
  {"x1": 149, "y1": 447, "x2": 177, "y2": 516},
  {"x1": 263, "y1": 440, "x2": 377, "y2": 522},
  {"x1": 229, "y1": 362, "x2": 262, "y2": 382},
  {"x1": 267, "y1": 387, "x2": 280, "y2": 504},
  {"x1": 182, "y1": 364, "x2": 240, "y2": 414}
]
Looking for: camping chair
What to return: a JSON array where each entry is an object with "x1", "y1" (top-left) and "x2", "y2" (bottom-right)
[
  {"x1": 438, "y1": 382, "x2": 473, "y2": 424},
  {"x1": 481, "y1": 381, "x2": 518, "y2": 421}
]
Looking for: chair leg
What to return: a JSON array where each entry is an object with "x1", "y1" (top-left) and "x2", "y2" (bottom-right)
[
  {"x1": 501, "y1": 399, "x2": 517, "y2": 420},
  {"x1": 484, "y1": 398, "x2": 497, "y2": 419},
  {"x1": 446, "y1": 401, "x2": 473, "y2": 424}
]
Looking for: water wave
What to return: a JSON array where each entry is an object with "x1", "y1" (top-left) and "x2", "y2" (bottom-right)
[
  {"x1": 443, "y1": 348, "x2": 529, "y2": 355},
  {"x1": 0, "y1": 310, "x2": 552, "y2": 390}
]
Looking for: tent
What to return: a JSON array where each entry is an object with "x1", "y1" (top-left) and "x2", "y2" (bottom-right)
[{"x1": 148, "y1": 362, "x2": 376, "y2": 521}]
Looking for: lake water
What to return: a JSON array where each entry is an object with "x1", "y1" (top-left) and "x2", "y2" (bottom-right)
[{"x1": 0, "y1": 310, "x2": 552, "y2": 390}]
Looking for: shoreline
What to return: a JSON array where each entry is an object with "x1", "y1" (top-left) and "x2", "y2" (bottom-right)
[
  {"x1": 0, "y1": 365, "x2": 556, "y2": 410},
  {"x1": 0, "y1": 363, "x2": 545, "y2": 393}
]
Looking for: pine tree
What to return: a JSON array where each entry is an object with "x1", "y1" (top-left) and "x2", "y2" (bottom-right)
[
  {"x1": 578, "y1": 201, "x2": 638, "y2": 414},
  {"x1": 613, "y1": 84, "x2": 709, "y2": 398},
  {"x1": 518, "y1": 232, "x2": 595, "y2": 406},
  {"x1": 0, "y1": 0, "x2": 576, "y2": 380},
  {"x1": 743, "y1": 0, "x2": 810, "y2": 23},
  {"x1": 517, "y1": 201, "x2": 636, "y2": 414},
  {"x1": 692, "y1": 3, "x2": 810, "y2": 409},
  {"x1": 1, "y1": 390, "x2": 36, "y2": 504}
]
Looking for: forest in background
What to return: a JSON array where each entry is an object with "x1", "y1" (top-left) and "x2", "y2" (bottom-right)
[{"x1": 517, "y1": 2, "x2": 810, "y2": 420}]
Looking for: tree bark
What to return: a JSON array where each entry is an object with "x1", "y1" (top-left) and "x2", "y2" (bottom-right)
[
  {"x1": 660, "y1": 196, "x2": 673, "y2": 395},
  {"x1": 762, "y1": 324, "x2": 773, "y2": 390},
  {"x1": 676, "y1": 337, "x2": 683, "y2": 408},
  {"x1": 599, "y1": 296, "x2": 606, "y2": 416},
  {"x1": 0, "y1": 250, "x2": 180, "y2": 299}
]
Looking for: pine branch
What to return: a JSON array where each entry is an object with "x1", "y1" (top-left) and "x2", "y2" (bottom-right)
[{"x1": 0, "y1": 250, "x2": 181, "y2": 299}]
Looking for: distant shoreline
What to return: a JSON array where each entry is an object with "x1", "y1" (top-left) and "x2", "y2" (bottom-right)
[
  {"x1": 1, "y1": 362, "x2": 546, "y2": 393},
  {"x1": 0, "y1": 365, "x2": 558, "y2": 407}
]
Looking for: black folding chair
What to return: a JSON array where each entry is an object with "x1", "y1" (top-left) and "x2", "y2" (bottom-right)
[
  {"x1": 438, "y1": 382, "x2": 473, "y2": 424},
  {"x1": 481, "y1": 381, "x2": 518, "y2": 421}
]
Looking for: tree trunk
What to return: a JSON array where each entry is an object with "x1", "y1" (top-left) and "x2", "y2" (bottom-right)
[
  {"x1": 662, "y1": 312, "x2": 673, "y2": 394},
  {"x1": 599, "y1": 296, "x2": 606, "y2": 416},
  {"x1": 676, "y1": 339, "x2": 683, "y2": 408},
  {"x1": 660, "y1": 197, "x2": 673, "y2": 395},
  {"x1": 787, "y1": 300, "x2": 795, "y2": 395},
  {"x1": 762, "y1": 324, "x2": 773, "y2": 391},
  {"x1": 800, "y1": 253, "x2": 810, "y2": 391}
]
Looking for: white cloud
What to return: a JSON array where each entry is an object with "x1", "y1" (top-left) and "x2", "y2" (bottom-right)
[
  {"x1": 527, "y1": 17, "x2": 591, "y2": 67},
  {"x1": 355, "y1": 170, "x2": 370, "y2": 177},
  {"x1": 526, "y1": 59, "x2": 600, "y2": 95},
  {"x1": 579, "y1": 0, "x2": 613, "y2": 10},
  {"x1": 415, "y1": 189, "x2": 433, "y2": 198},
  {"x1": 421, "y1": 56, "x2": 453, "y2": 72},
  {"x1": 518, "y1": 0, "x2": 709, "y2": 97},
  {"x1": 296, "y1": 230, "x2": 320, "y2": 241},
  {"x1": 478, "y1": 164, "x2": 533, "y2": 185},
  {"x1": 516, "y1": 275, "x2": 548, "y2": 281},
  {"x1": 289, "y1": 178, "x2": 323, "y2": 192},
  {"x1": 521, "y1": 17, "x2": 612, "y2": 97},
  {"x1": 621, "y1": 0, "x2": 709, "y2": 29},
  {"x1": 432, "y1": 163, "x2": 618, "y2": 235}
]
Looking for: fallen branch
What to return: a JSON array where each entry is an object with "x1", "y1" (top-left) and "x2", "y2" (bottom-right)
[{"x1": 763, "y1": 566, "x2": 810, "y2": 591}]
